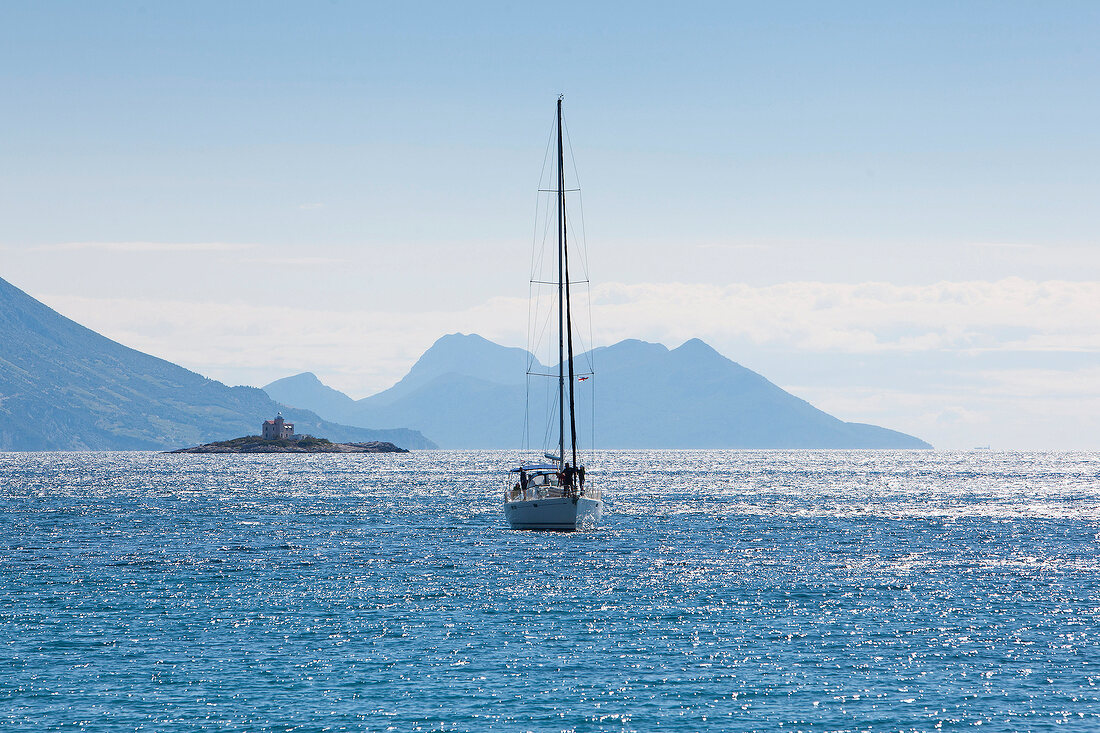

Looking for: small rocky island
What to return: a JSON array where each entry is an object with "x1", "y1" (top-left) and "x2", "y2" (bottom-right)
[
  {"x1": 170, "y1": 414, "x2": 410, "y2": 454},
  {"x1": 171, "y1": 436, "x2": 409, "y2": 453}
]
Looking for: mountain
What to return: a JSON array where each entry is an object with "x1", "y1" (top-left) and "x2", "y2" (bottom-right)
[
  {"x1": 264, "y1": 334, "x2": 529, "y2": 448},
  {"x1": 263, "y1": 372, "x2": 363, "y2": 426},
  {"x1": 585, "y1": 337, "x2": 925, "y2": 448},
  {"x1": 366, "y1": 333, "x2": 529, "y2": 406},
  {"x1": 0, "y1": 276, "x2": 434, "y2": 450},
  {"x1": 264, "y1": 332, "x2": 932, "y2": 449}
]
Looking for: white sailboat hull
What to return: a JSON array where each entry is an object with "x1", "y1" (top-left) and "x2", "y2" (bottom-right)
[{"x1": 505, "y1": 495, "x2": 603, "y2": 531}]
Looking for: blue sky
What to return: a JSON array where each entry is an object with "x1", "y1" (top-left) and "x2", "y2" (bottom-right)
[{"x1": 2, "y1": 2, "x2": 1099, "y2": 448}]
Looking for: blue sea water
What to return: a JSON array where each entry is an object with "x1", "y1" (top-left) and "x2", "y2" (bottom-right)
[{"x1": 1, "y1": 450, "x2": 1099, "y2": 732}]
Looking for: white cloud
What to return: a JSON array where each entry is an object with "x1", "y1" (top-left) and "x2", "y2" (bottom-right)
[
  {"x1": 693, "y1": 242, "x2": 771, "y2": 251},
  {"x1": 239, "y1": 256, "x2": 348, "y2": 266},
  {"x1": 584, "y1": 278, "x2": 1100, "y2": 355},
  {"x1": 974, "y1": 367, "x2": 1100, "y2": 399},
  {"x1": 966, "y1": 242, "x2": 1044, "y2": 251},
  {"x1": 41, "y1": 278, "x2": 1100, "y2": 389},
  {"x1": 37, "y1": 293, "x2": 529, "y2": 398},
  {"x1": 33, "y1": 241, "x2": 256, "y2": 253}
]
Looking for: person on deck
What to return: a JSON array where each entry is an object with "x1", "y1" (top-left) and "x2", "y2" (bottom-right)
[{"x1": 562, "y1": 463, "x2": 575, "y2": 494}]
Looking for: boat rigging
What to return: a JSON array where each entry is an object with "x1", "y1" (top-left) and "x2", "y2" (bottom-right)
[{"x1": 504, "y1": 96, "x2": 603, "y2": 531}]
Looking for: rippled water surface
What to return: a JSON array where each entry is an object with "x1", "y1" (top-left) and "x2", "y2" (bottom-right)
[{"x1": 2, "y1": 450, "x2": 1099, "y2": 731}]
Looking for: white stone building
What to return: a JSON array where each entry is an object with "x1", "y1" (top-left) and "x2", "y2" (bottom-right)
[{"x1": 261, "y1": 413, "x2": 295, "y2": 440}]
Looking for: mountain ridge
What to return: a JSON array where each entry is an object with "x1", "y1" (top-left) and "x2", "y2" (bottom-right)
[
  {"x1": 264, "y1": 332, "x2": 932, "y2": 449},
  {"x1": 0, "y1": 275, "x2": 435, "y2": 450}
]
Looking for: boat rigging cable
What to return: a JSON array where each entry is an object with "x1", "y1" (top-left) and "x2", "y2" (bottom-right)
[{"x1": 523, "y1": 96, "x2": 595, "y2": 462}]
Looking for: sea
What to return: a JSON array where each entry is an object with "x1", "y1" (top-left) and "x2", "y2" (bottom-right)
[{"x1": 2, "y1": 450, "x2": 1098, "y2": 732}]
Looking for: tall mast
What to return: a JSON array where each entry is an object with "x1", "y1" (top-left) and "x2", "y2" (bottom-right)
[
  {"x1": 556, "y1": 96, "x2": 566, "y2": 468},
  {"x1": 562, "y1": 128, "x2": 579, "y2": 471}
]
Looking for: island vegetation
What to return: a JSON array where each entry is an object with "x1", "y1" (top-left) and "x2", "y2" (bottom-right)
[{"x1": 170, "y1": 435, "x2": 410, "y2": 454}]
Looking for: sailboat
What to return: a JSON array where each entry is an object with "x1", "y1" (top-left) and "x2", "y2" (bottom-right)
[{"x1": 504, "y1": 96, "x2": 604, "y2": 531}]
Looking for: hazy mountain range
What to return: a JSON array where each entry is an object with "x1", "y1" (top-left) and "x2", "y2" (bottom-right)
[
  {"x1": 0, "y1": 272, "x2": 929, "y2": 451},
  {"x1": 265, "y1": 333, "x2": 932, "y2": 449},
  {"x1": 0, "y1": 276, "x2": 433, "y2": 450}
]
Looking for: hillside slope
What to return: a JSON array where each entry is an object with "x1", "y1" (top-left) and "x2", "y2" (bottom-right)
[{"x1": 0, "y1": 276, "x2": 433, "y2": 450}]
